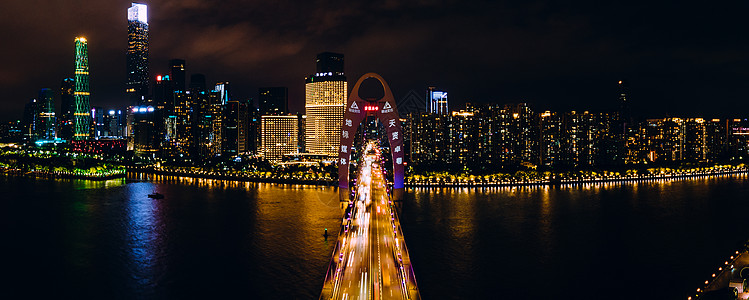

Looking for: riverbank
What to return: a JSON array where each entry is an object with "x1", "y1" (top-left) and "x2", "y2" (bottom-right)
[
  {"x1": 406, "y1": 167, "x2": 749, "y2": 188},
  {"x1": 4, "y1": 165, "x2": 747, "y2": 188},
  {"x1": 127, "y1": 167, "x2": 337, "y2": 186},
  {"x1": 1, "y1": 167, "x2": 126, "y2": 181}
]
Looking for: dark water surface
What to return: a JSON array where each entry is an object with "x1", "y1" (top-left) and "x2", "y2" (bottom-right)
[{"x1": 3, "y1": 174, "x2": 749, "y2": 299}]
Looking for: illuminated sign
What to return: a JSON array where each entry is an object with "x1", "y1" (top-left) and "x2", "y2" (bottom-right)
[
  {"x1": 364, "y1": 105, "x2": 378, "y2": 111},
  {"x1": 381, "y1": 101, "x2": 393, "y2": 114},
  {"x1": 348, "y1": 102, "x2": 361, "y2": 113},
  {"x1": 128, "y1": 3, "x2": 148, "y2": 24},
  {"x1": 132, "y1": 106, "x2": 155, "y2": 114}
]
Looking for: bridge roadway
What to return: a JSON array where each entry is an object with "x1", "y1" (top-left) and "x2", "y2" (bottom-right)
[{"x1": 320, "y1": 152, "x2": 420, "y2": 300}]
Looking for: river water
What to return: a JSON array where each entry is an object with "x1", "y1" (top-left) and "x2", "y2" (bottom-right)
[{"x1": 3, "y1": 174, "x2": 749, "y2": 299}]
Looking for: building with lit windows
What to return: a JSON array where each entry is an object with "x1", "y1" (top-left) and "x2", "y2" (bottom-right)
[
  {"x1": 22, "y1": 98, "x2": 39, "y2": 142},
  {"x1": 103, "y1": 109, "x2": 125, "y2": 138},
  {"x1": 259, "y1": 87, "x2": 288, "y2": 115},
  {"x1": 37, "y1": 88, "x2": 56, "y2": 140},
  {"x1": 91, "y1": 106, "x2": 104, "y2": 138},
  {"x1": 407, "y1": 112, "x2": 449, "y2": 166},
  {"x1": 128, "y1": 106, "x2": 158, "y2": 154},
  {"x1": 59, "y1": 78, "x2": 75, "y2": 141},
  {"x1": 215, "y1": 82, "x2": 230, "y2": 105},
  {"x1": 305, "y1": 52, "x2": 347, "y2": 158},
  {"x1": 426, "y1": 87, "x2": 449, "y2": 115},
  {"x1": 126, "y1": 3, "x2": 149, "y2": 105},
  {"x1": 73, "y1": 37, "x2": 91, "y2": 141},
  {"x1": 261, "y1": 115, "x2": 299, "y2": 162},
  {"x1": 222, "y1": 99, "x2": 249, "y2": 156},
  {"x1": 169, "y1": 59, "x2": 186, "y2": 92}
]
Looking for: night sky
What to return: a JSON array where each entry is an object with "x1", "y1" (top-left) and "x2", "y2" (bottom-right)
[{"x1": 1, "y1": 0, "x2": 748, "y2": 122}]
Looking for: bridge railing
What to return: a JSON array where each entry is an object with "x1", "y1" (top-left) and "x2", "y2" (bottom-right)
[
  {"x1": 387, "y1": 185, "x2": 421, "y2": 300},
  {"x1": 320, "y1": 178, "x2": 361, "y2": 300}
]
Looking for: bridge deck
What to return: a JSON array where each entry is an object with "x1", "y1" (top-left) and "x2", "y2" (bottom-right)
[{"x1": 320, "y1": 152, "x2": 420, "y2": 300}]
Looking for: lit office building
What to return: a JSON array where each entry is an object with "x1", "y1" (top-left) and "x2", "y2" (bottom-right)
[
  {"x1": 37, "y1": 88, "x2": 56, "y2": 140},
  {"x1": 130, "y1": 105, "x2": 158, "y2": 154},
  {"x1": 426, "y1": 87, "x2": 449, "y2": 115},
  {"x1": 259, "y1": 87, "x2": 288, "y2": 115},
  {"x1": 261, "y1": 115, "x2": 299, "y2": 162},
  {"x1": 103, "y1": 109, "x2": 125, "y2": 138},
  {"x1": 59, "y1": 78, "x2": 75, "y2": 141},
  {"x1": 222, "y1": 99, "x2": 249, "y2": 156},
  {"x1": 73, "y1": 37, "x2": 91, "y2": 141},
  {"x1": 22, "y1": 98, "x2": 39, "y2": 142},
  {"x1": 172, "y1": 90, "x2": 192, "y2": 157},
  {"x1": 91, "y1": 106, "x2": 104, "y2": 138},
  {"x1": 126, "y1": 3, "x2": 149, "y2": 105},
  {"x1": 215, "y1": 82, "x2": 230, "y2": 105},
  {"x1": 169, "y1": 59, "x2": 186, "y2": 92},
  {"x1": 305, "y1": 52, "x2": 347, "y2": 158}
]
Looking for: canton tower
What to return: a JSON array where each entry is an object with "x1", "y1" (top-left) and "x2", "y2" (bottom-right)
[{"x1": 73, "y1": 37, "x2": 91, "y2": 141}]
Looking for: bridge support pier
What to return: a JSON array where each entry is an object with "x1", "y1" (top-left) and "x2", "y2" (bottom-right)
[
  {"x1": 339, "y1": 188, "x2": 350, "y2": 202},
  {"x1": 393, "y1": 188, "x2": 404, "y2": 201}
]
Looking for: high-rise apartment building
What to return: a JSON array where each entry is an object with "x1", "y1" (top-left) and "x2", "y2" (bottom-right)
[
  {"x1": 126, "y1": 3, "x2": 149, "y2": 105},
  {"x1": 73, "y1": 37, "x2": 91, "y2": 141},
  {"x1": 305, "y1": 52, "x2": 347, "y2": 157}
]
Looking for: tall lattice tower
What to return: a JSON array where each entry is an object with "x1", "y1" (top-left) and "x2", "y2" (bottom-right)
[{"x1": 73, "y1": 37, "x2": 91, "y2": 141}]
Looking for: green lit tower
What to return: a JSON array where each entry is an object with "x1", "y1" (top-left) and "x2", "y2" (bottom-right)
[{"x1": 73, "y1": 37, "x2": 91, "y2": 140}]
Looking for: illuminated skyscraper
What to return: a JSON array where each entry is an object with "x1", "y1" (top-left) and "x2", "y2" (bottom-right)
[
  {"x1": 305, "y1": 52, "x2": 347, "y2": 157},
  {"x1": 73, "y1": 37, "x2": 91, "y2": 141},
  {"x1": 59, "y1": 78, "x2": 75, "y2": 141},
  {"x1": 426, "y1": 87, "x2": 448, "y2": 115},
  {"x1": 222, "y1": 99, "x2": 249, "y2": 156},
  {"x1": 127, "y1": 3, "x2": 149, "y2": 105},
  {"x1": 215, "y1": 82, "x2": 230, "y2": 105},
  {"x1": 37, "y1": 88, "x2": 56, "y2": 140},
  {"x1": 22, "y1": 98, "x2": 39, "y2": 142}
]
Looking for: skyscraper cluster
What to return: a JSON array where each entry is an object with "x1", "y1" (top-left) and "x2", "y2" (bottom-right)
[{"x1": 13, "y1": 2, "x2": 748, "y2": 171}]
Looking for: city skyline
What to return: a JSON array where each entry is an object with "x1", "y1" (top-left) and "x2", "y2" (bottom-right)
[{"x1": 2, "y1": 1, "x2": 749, "y2": 122}]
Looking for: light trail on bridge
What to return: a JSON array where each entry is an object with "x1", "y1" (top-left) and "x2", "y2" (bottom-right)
[{"x1": 320, "y1": 143, "x2": 419, "y2": 300}]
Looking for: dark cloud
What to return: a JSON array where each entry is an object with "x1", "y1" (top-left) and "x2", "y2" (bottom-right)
[{"x1": 1, "y1": 0, "x2": 749, "y2": 121}]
